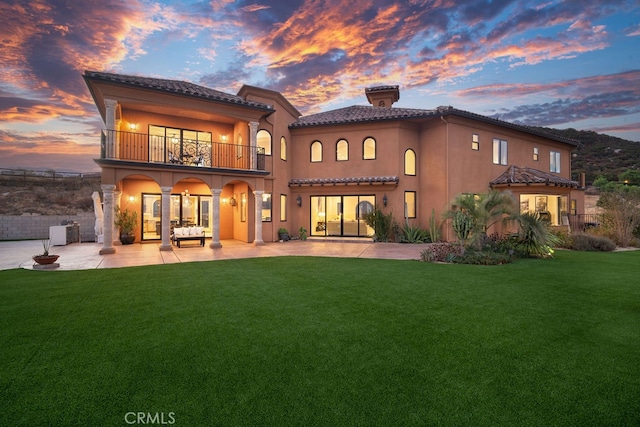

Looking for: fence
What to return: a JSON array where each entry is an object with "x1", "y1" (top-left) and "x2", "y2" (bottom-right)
[{"x1": 568, "y1": 214, "x2": 602, "y2": 232}]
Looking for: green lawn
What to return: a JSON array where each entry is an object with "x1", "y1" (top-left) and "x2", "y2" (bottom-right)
[{"x1": 1, "y1": 251, "x2": 639, "y2": 426}]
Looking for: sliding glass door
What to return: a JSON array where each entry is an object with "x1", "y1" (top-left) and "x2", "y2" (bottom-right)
[{"x1": 310, "y1": 195, "x2": 374, "y2": 237}]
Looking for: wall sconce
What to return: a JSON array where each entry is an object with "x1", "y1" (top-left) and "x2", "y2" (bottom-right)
[
  {"x1": 383, "y1": 194, "x2": 388, "y2": 207},
  {"x1": 229, "y1": 196, "x2": 237, "y2": 207},
  {"x1": 128, "y1": 195, "x2": 136, "y2": 203},
  {"x1": 129, "y1": 123, "x2": 137, "y2": 131},
  {"x1": 221, "y1": 135, "x2": 227, "y2": 142},
  {"x1": 296, "y1": 195, "x2": 302, "y2": 207}
]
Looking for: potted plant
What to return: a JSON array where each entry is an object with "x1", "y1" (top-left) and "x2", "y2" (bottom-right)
[
  {"x1": 299, "y1": 226, "x2": 308, "y2": 241},
  {"x1": 33, "y1": 239, "x2": 59, "y2": 265},
  {"x1": 278, "y1": 227, "x2": 290, "y2": 241},
  {"x1": 114, "y1": 205, "x2": 138, "y2": 244}
]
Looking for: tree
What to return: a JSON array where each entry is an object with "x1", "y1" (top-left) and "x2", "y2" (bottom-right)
[
  {"x1": 619, "y1": 169, "x2": 640, "y2": 186},
  {"x1": 597, "y1": 184, "x2": 640, "y2": 247}
]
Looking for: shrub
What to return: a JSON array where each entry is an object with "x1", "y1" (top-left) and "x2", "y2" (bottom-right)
[
  {"x1": 420, "y1": 242, "x2": 463, "y2": 263},
  {"x1": 569, "y1": 233, "x2": 616, "y2": 252},
  {"x1": 549, "y1": 227, "x2": 571, "y2": 249},
  {"x1": 452, "y1": 249, "x2": 514, "y2": 265},
  {"x1": 363, "y1": 206, "x2": 395, "y2": 242},
  {"x1": 516, "y1": 212, "x2": 561, "y2": 257}
]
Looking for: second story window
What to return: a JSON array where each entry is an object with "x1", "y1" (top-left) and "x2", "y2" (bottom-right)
[
  {"x1": 472, "y1": 134, "x2": 479, "y2": 150},
  {"x1": 336, "y1": 139, "x2": 349, "y2": 161},
  {"x1": 492, "y1": 138, "x2": 507, "y2": 165},
  {"x1": 550, "y1": 151, "x2": 561, "y2": 173},
  {"x1": 404, "y1": 149, "x2": 416, "y2": 176},
  {"x1": 280, "y1": 136, "x2": 287, "y2": 161},
  {"x1": 311, "y1": 140, "x2": 323, "y2": 162},
  {"x1": 257, "y1": 130, "x2": 272, "y2": 156},
  {"x1": 533, "y1": 147, "x2": 539, "y2": 161},
  {"x1": 363, "y1": 137, "x2": 376, "y2": 159}
]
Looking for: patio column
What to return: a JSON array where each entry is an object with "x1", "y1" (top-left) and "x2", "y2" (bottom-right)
[
  {"x1": 160, "y1": 186, "x2": 172, "y2": 251},
  {"x1": 253, "y1": 190, "x2": 265, "y2": 246},
  {"x1": 104, "y1": 99, "x2": 118, "y2": 159},
  {"x1": 113, "y1": 190, "x2": 122, "y2": 246},
  {"x1": 210, "y1": 189, "x2": 222, "y2": 248},
  {"x1": 100, "y1": 184, "x2": 116, "y2": 254},
  {"x1": 248, "y1": 121, "x2": 259, "y2": 170}
]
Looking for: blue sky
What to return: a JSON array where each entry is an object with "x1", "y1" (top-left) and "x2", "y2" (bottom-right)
[{"x1": 0, "y1": 0, "x2": 639, "y2": 172}]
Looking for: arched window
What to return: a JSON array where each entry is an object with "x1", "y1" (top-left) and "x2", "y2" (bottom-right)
[
  {"x1": 363, "y1": 137, "x2": 376, "y2": 160},
  {"x1": 257, "y1": 130, "x2": 272, "y2": 155},
  {"x1": 280, "y1": 136, "x2": 287, "y2": 161},
  {"x1": 336, "y1": 139, "x2": 349, "y2": 161},
  {"x1": 404, "y1": 149, "x2": 416, "y2": 175},
  {"x1": 311, "y1": 141, "x2": 323, "y2": 162}
]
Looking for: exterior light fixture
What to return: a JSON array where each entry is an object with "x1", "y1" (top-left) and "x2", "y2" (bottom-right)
[
  {"x1": 229, "y1": 196, "x2": 237, "y2": 207},
  {"x1": 221, "y1": 135, "x2": 227, "y2": 142},
  {"x1": 296, "y1": 195, "x2": 302, "y2": 207},
  {"x1": 128, "y1": 195, "x2": 135, "y2": 203},
  {"x1": 383, "y1": 194, "x2": 388, "y2": 207},
  {"x1": 129, "y1": 123, "x2": 137, "y2": 131}
]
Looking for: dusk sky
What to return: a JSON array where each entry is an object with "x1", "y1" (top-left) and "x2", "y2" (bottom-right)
[{"x1": 1, "y1": 0, "x2": 639, "y2": 172}]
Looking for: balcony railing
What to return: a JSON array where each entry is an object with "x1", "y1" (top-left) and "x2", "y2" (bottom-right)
[{"x1": 101, "y1": 130, "x2": 265, "y2": 171}]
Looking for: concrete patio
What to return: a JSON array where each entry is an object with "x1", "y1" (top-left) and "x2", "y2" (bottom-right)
[{"x1": 0, "y1": 239, "x2": 431, "y2": 271}]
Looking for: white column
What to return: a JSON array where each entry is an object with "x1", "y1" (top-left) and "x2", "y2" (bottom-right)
[
  {"x1": 104, "y1": 99, "x2": 118, "y2": 159},
  {"x1": 100, "y1": 185, "x2": 116, "y2": 254},
  {"x1": 248, "y1": 121, "x2": 259, "y2": 170},
  {"x1": 210, "y1": 189, "x2": 222, "y2": 248},
  {"x1": 113, "y1": 190, "x2": 122, "y2": 245},
  {"x1": 160, "y1": 187, "x2": 173, "y2": 251},
  {"x1": 253, "y1": 190, "x2": 265, "y2": 246}
]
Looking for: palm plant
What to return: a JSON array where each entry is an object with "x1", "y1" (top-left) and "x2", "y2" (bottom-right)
[
  {"x1": 446, "y1": 190, "x2": 518, "y2": 250},
  {"x1": 517, "y1": 211, "x2": 561, "y2": 257}
]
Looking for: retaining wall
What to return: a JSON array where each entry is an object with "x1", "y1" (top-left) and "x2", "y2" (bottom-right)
[{"x1": 0, "y1": 213, "x2": 97, "y2": 242}]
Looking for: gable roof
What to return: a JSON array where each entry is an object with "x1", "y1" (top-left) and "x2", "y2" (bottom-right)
[
  {"x1": 290, "y1": 104, "x2": 578, "y2": 146},
  {"x1": 83, "y1": 71, "x2": 274, "y2": 112},
  {"x1": 490, "y1": 165, "x2": 580, "y2": 188}
]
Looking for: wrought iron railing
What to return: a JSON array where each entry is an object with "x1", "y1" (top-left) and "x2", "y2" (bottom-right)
[
  {"x1": 101, "y1": 129, "x2": 265, "y2": 171},
  {"x1": 568, "y1": 213, "x2": 602, "y2": 231}
]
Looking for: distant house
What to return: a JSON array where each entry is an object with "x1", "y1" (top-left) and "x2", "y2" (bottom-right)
[{"x1": 83, "y1": 71, "x2": 584, "y2": 253}]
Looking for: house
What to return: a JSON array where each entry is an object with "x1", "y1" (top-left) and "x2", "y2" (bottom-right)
[{"x1": 83, "y1": 71, "x2": 584, "y2": 254}]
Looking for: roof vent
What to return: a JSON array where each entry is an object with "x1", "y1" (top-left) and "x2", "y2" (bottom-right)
[{"x1": 365, "y1": 85, "x2": 399, "y2": 108}]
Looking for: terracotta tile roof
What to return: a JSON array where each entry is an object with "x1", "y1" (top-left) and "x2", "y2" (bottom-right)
[
  {"x1": 289, "y1": 176, "x2": 399, "y2": 186},
  {"x1": 290, "y1": 105, "x2": 437, "y2": 128},
  {"x1": 291, "y1": 105, "x2": 579, "y2": 146},
  {"x1": 490, "y1": 165, "x2": 579, "y2": 188},
  {"x1": 84, "y1": 71, "x2": 274, "y2": 111}
]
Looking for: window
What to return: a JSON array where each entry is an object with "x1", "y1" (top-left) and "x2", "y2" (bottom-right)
[
  {"x1": 550, "y1": 151, "x2": 561, "y2": 173},
  {"x1": 336, "y1": 139, "x2": 349, "y2": 161},
  {"x1": 280, "y1": 194, "x2": 287, "y2": 221},
  {"x1": 311, "y1": 141, "x2": 323, "y2": 162},
  {"x1": 404, "y1": 149, "x2": 416, "y2": 175},
  {"x1": 404, "y1": 191, "x2": 416, "y2": 219},
  {"x1": 261, "y1": 193, "x2": 272, "y2": 221},
  {"x1": 257, "y1": 130, "x2": 271, "y2": 155},
  {"x1": 533, "y1": 147, "x2": 539, "y2": 161},
  {"x1": 280, "y1": 136, "x2": 287, "y2": 161},
  {"x1": 363, "y1": 137, "x2": 376, "y2": 159},
  {"x1": 472, "y1": 134, "x2": 479, "y2": 150},
  {"x1": 492, "y1": 138, "x2": 507, "y2": 165},
  {"x1": 570, "y1": 199, "x2": 577, "y2": 215}
]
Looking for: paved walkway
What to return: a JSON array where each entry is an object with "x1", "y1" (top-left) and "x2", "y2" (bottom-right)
[{"x1": 0, "y1": 239, "x2": 431, "y2": 271}]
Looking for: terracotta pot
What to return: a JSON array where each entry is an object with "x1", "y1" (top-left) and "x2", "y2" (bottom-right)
[{"x1": 33, "y1": 255, "x2": 60, "y2": 265}]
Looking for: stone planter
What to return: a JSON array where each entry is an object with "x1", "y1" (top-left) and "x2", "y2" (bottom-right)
[{"x1": 33, "y1": 255, "x2": 60, "y2": 265}]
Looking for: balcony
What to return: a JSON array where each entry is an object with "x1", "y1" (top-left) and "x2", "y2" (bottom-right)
[{"x1": 100, "y1": 130, "x2": 265, "y2": 171}]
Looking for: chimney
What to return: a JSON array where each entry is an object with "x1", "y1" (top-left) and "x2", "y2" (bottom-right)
[
  {"x1": 365, "y1": 85, "x2": 399, "y2": 108},
  {"x1": 580, "y1": 172, "x2": 586, "y2": 189}
]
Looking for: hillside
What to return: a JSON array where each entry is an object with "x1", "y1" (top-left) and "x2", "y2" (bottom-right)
[
  {"x1": 0, "y1": 171, "x2": 101, "y2": 215},
  {"x1": 535, "y1": 127, "x2": 640, "y2": 185}
]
